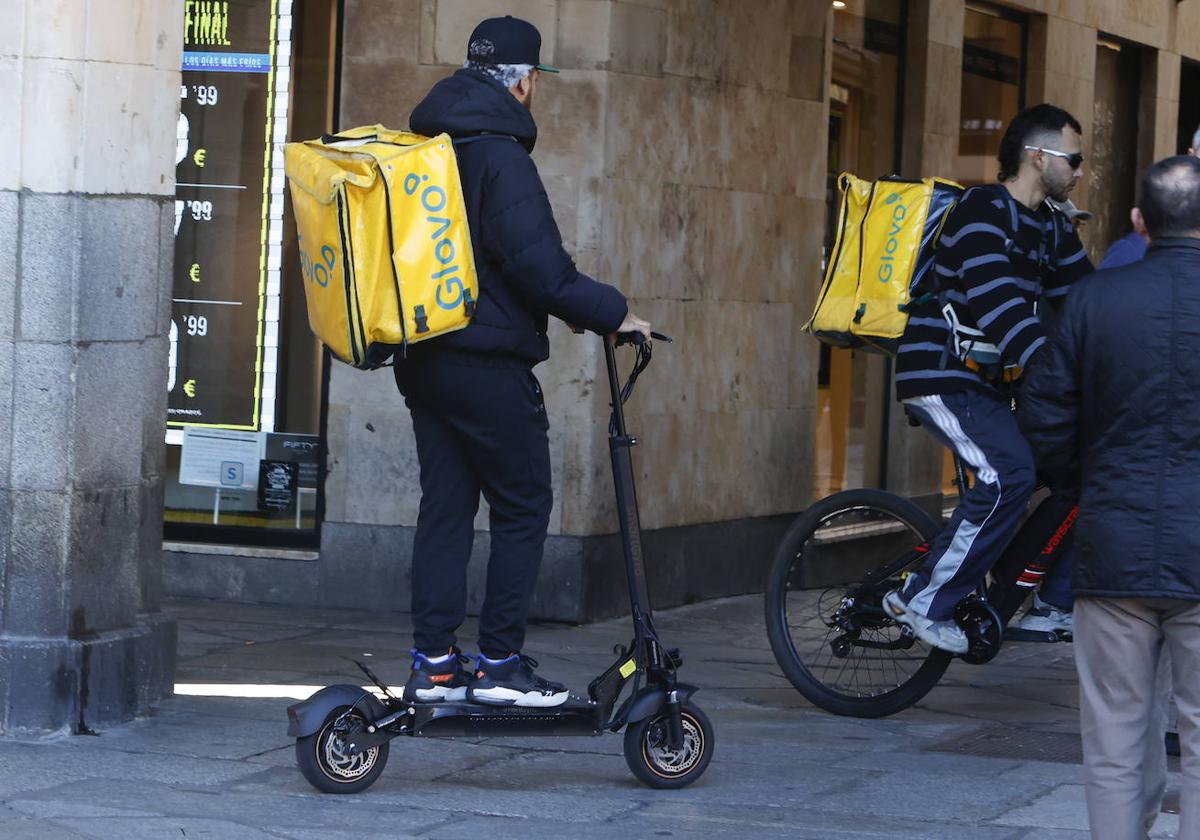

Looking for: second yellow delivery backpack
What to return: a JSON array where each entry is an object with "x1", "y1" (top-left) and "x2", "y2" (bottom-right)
[
  {"x1": 807, "y1": 173, "x2": 963, "y2": 355},
  {"x1": 284, "y1": 125, "x2": 493, "y2": 369}
]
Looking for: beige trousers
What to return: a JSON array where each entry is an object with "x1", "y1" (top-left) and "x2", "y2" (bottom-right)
[{"x1": 1075, "y1": 597, "x2": 1200, "y2": 840}]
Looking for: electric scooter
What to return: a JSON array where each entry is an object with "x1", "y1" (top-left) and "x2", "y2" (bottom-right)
[{"x1": 286, "y1": 332, "x2": 715, "y2": 791}]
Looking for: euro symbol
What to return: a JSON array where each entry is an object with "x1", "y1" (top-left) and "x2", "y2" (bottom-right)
[
  {"x1": 183, "y1": 379, "x2": 197, "y2": 398},
  {"x1": 189, "y1": 263, "x2": 201, "y2": 283},
  {"x1": 193, "y1": 149, "x2": 207, "y2": 167}
]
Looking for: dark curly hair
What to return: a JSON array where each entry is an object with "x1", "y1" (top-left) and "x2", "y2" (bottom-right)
[{"x1": 996, "y1": 104, "x2": 1082, "y2": 182}]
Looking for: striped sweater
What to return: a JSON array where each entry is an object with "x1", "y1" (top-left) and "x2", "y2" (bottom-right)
[{"x1": 895, "y1": 185, "x2": 1093, "y2": 401}]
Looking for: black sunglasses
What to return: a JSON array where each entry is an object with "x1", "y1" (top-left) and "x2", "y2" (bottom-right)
[{"x1": 1024, "y1": 145, "x2": 1085, "y2": 170}]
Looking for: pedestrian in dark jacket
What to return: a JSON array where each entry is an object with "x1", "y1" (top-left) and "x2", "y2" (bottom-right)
[
  {"x1": 1020, "y1": 155, "x2": 1200, "y2": 840},
  {"x1": 1097, "y1": 127, "x2": 1200, "y2": 271},
  {"x1": 396, "y1": 15, "x2": 651, "y2": 708}
]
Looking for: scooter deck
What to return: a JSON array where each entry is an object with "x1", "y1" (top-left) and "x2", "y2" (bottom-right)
[{"x1": 409, "y1": 696, "x2": 606, "y2": 738}]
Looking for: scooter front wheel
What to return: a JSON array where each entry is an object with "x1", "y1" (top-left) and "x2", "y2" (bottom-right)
[
  {"x1": 295, "y1": 705, "x2": 389, "y2": 794},
  {"x1": 623, "y1": 703, "x2": 714, "y2": 789}
]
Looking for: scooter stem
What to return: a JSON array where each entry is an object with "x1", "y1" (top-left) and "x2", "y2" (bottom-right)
[
  {"x1": 604, "y1": 340, "x2": 629, "y2": 437},
  {"x1": 604, "y1": 339, "x2": 654, "y2": 626}
]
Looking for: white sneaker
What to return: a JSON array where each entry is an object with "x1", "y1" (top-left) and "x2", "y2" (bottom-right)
[
  {"x1": 1013, "y1": 595, "x2": 1073, "y2": 636},
  {"x1": 883, "y1": 589, "x2": 969, "y2": 654}
]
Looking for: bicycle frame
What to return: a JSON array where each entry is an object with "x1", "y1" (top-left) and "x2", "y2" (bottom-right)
[
  {"x1": 987, "y1": 487, "x2": 1078, "y2": 626},
  {"x1": 766, "y1": 449, "x2": 1081, "y2": 717},
  {"x1": 843, "y1": 457, "x2": 1078, "y2": 645}
]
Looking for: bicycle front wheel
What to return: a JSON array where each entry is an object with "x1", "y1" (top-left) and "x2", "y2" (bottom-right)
[{"x1": 765, "y1": 489, "x2": 952, "y2": 718}]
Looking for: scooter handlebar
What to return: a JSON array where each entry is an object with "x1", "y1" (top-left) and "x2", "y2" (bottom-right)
[{"x1": 614, "y1": 331, "x2": 673, "y2": 347}]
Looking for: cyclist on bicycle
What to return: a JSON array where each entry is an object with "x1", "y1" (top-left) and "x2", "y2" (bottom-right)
[{"x1": 883, "y1": 104, "x2": 1095, "y2": 653}]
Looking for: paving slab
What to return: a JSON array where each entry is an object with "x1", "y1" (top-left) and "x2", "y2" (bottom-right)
[{"x1": 0, "y1": 595, "x2": 1186, "y2": 838}]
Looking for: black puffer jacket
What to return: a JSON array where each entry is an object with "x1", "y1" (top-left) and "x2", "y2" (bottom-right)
[
  {"x1": 1019, "y1": 238, "x2": 1200, "y2": 600},
  {"x1": 407, "y1": 69, "x2": 627, "y2": 364}
]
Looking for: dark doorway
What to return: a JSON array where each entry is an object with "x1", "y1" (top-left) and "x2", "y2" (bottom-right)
[
  {"x1": 1088, "y1": 37, "x2": 1142, "y2": 264},
  {"x1": 1180, "y1": 60, "x2": 1200, "y2": 155}
]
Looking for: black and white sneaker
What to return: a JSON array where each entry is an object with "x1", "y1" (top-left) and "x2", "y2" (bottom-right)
[
  {"x1": 467, "y1": 653, "x2": 569, "y2": 708},
  {"x1": 1006, "y1": 595, "x2": 1074, "y2": 641},
  {"x1": 402, "y1": 648, "x2": 471, "y2": 703},
  {"x1": 1015, "y1": 595, "x2": 1073, "y2": 633}
]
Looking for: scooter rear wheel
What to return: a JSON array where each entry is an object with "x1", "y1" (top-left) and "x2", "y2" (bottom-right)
[
  {"x1": 623, "y1": 703, "x2": 714, "y2": 789},
  {"x1": 295, "y1": 705, "x2": 389, "y2": 794}
]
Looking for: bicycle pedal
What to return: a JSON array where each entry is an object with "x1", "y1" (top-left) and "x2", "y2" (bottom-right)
[{"x1": 1004, "y1": 627, "x2": 1070, "y2": 643}]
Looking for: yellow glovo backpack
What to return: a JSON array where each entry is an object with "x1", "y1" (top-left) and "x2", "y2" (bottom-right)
[
  {"x1": 284, "y1": 125, "x2": 484, "y2": 369},
  {"x1": 807, "y1": 174, "x2": 963, "y2": 355}
]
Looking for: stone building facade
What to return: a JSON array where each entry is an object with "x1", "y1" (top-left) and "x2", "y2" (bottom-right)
[
  {"x1": 162, "y1": 0, "x2": 1200, "y2": 625},
  {"x1": 4, "y1": 0, "x2": 1199, "y2": 733},
  {"x1": 321, "y1": 0, "x2": 830, "y2": 619},
  {"x1": 314, "y1": 0, "x2": 1198, "y2": 621}
]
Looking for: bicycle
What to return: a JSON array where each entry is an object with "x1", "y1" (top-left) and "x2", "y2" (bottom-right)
[{"x1": 764, "y1": 452, "x2": 1078, "y2": 718}]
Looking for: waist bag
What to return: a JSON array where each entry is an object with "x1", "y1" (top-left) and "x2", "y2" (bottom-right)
[
  {"x1": 285, "y1": 125, "x2": 501, "y2": 369},
  {"x1": 806, "y1": 173, "x2": 962, "y2": 355}
]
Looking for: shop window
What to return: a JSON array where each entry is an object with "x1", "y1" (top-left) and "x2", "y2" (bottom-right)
[
  {"x1": 164, "y1": 0, "x2": 337, "y2": 548},
  {"x1": 816, "y1": 0, "x2": 905, "y2": 498},
  {"x1": 954, "y1": 3, "x2": 1026, "y2": 187}
]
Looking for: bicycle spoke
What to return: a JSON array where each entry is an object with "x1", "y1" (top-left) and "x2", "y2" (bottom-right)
[{"x1": 780, "y1": 504, "x2": 939, "y2": 701}]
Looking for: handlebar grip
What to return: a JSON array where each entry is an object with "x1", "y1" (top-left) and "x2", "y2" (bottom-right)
[{"x1": 614, "y1": 331, "x2": 673, "y2": 347}]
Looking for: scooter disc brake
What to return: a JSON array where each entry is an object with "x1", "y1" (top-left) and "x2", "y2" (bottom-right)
[
  {"x1": 322, "y1": 720, "x2": 378, "y2": 780},
  {"x1": 646, "y1": 718, "x2": 702, "y2": 774}
]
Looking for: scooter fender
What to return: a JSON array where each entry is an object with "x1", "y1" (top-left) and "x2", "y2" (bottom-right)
[
  {"x1": 624, "y1": 682, "x2": 699, "y2": 726},
  {"x1": 286, "y1": 684, "x2": 388, "y2": 738}
]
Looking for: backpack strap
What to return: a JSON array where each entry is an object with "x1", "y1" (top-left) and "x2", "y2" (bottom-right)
[
  {"x1": 936, "y1": 184, "x2": 1019, "y2": 373},
  {"x1": 1044, "y1": 200, "x2": 1063, "y2": 266},
  {"x1": 1002, "y1": 187, "x2": 1020, "y2": 244},
  {"x1": 974, "y1": 182, "x2": 1020, "y2": 256}
]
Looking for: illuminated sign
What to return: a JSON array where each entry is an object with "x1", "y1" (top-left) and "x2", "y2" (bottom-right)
[{"x1": 168, "y1": 0, "x2": 291, "y2": 439}]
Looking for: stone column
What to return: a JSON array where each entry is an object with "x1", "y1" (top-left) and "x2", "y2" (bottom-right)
[
  {"x1": 0, "y1": 0, "x2": 179, "y2": 734},
  {"x1": 1141, "y1": 49, "x2": 1181, "y2": 165},
  {"x1": 1178, "y1": 3, "x2": 1200, "y2": 67},
  {"x1": 900, "y1": 0, "x2": 965, "y2": 181}
]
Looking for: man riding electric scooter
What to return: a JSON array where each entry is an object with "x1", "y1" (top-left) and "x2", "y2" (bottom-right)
[
  {"x1": 285, "y1": 14, "x2": 714, "y2": 795},
  {"x1": 396, "y1": 15, "x2": 651, "y2": 706}
]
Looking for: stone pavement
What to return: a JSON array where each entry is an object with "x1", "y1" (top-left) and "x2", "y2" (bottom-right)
[{"x1": 0, "y1": 595, "x2": 1183, "y2": 839}]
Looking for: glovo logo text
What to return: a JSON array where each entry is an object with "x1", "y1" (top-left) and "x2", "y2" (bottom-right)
[
  {"x1": 298, "y1": 234, "x2": 336, "y2": 289},
  {"x1": 878, "y1": 192, "x2": 908, "y2": 284},
  {"x1": 403, "y1": 172, "x2": 466, "y2": 311}
]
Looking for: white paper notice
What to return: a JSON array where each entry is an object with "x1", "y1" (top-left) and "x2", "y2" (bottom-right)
[{"x1": 180, "y1": 428, "x2": 264, "y2": 490}]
